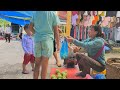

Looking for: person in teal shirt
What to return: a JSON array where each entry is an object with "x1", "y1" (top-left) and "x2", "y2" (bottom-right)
[
  {"x1": 66, "y1": 25, "x2": 106, "y2": 78},
  {"x1": 29, "y1": 11, "x2": 60, "y2": 79}
]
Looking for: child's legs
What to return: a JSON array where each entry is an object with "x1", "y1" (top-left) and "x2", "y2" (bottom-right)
[
  {"x1": 41, "y1": 39, "x2": 53, "y2": 79},
  {"x1": 23, "y1": 54, "x2": 31, "y2": 71},
  {"x1": 30, "y1": 63, "x2": 34, "y2": 70},
  {"x1": 30, "y1": 54, "x2": 35, "y2": 70}
]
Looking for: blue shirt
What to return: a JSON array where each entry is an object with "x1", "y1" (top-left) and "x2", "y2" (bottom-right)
[
  {"x1": 22, "y1": 34, "x2": 34, "y2": 54},
  {"x1": 30, "y1": 11, "x2": 60, "y2": 42},
  {"x1": 73, "y1": 37, "x2": 106, "y2": 66}
]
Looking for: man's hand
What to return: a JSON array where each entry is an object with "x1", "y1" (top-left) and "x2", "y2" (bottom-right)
[
  {"x1": 73, "y1": 46, "x2": 81, "y2": 53},
  {"x1": 66, "y1": 36, "x2": 74, "y2": 43}
]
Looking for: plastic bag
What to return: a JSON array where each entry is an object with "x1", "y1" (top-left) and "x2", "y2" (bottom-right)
[
  {"x1": 104, "y1": 46, "x2": 110, "y2": 51},
  {"x1": 60, "y1": 38, "x2": 68, "y2": 59},
  {"x1": 94, "y1": 74, "x2": 106, "y2": 79}
]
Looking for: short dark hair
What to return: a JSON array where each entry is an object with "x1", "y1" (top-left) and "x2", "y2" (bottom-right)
[
  {"x1": 24, "y1": 24, "x2": 29, "y2": 30},
  {"x1": 91, "y1": 25, "x2": 103, "y2": 37}
]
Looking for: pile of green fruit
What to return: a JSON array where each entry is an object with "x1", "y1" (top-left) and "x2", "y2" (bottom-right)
[{"x1": 51, "y1": 69, "x2": 68, "y2": 79}]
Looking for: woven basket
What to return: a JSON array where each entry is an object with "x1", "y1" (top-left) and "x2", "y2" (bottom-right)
[{"x1": 106, "y1": 58, "x2": 120, "y2": 79}]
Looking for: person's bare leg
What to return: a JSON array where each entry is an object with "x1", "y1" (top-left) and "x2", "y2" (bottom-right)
[
  {"x1": 8, "y1": 34, "x2": 10, "y2": 43},
  {"x1": 22, "y1": 64, "x2": 27, "y2": 72},
  {"x1": 30, "y1": 63, "x2": 34, "y2": 71},
  {"x1": 41, "y1": 56, "x2": 49, "y2": 79},
  {"x1": 5, "y1": 34, "x2": 7, "y2": 42},
  {"x1": 22, "y1": 64, "x2": 29, "y2": 74},
  {"x1": 33, "y1": 57, "x2": 42, "y2": 79},
  {"x1": 53, "y1": 51, "x2": 61, "y2": 67}
]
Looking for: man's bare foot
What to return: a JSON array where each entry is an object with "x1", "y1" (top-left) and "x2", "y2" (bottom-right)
[{"x1": 56, "y1": 61, "x2": 61, "y2": 67}]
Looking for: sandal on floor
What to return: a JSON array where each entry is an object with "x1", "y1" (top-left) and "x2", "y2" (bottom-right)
[{"x1": 22, "y1": 71, "x2": 29, "y2": 74}]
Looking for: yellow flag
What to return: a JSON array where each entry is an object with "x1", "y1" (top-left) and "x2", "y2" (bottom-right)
[{"x1": 66, "y1": 11, "x2": 71, "y2": 36}]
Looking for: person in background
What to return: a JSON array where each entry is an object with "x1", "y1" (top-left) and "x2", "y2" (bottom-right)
[
  {"x1": 21, "y1": 24, "x2": 34, "y2": 74},
  {"x1": 66, "y1": 25, "x2": 106, "y2": 78},
  {"x1": 116, "y1": 22, "x2": 120, "y2": 43},
  {"x1": 5, "y1": 24, "x2": 12, "y2": 43},
  {"x1": 19, "y1": 26, "x2": 23, "y2": 40},
  {"x1": 29, "y1": 11, "x2": 60, "y2": 79},
  {"x1": 0, "y1": 25, "x2": 3, "y2": 37}
]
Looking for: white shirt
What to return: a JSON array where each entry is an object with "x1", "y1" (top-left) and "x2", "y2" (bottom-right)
[
  {"x1": 72, "y1": 14, "x2": 78, "y2": 26},
  {"x1": 116, "y1": 11, "x2": 120, "y2": 17},
  {"x1": 5, "y1": 27, "x2": 12, "y2": 34},
  {"x1": 116, "y1": 27, "x2": 120, "y2": 41}
]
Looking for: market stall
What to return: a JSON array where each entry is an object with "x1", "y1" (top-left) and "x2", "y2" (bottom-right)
[{"x1": 0, "y1": 11, "x2": 34, "y2": 26}]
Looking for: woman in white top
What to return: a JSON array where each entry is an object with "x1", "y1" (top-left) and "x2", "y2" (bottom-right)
[{"x1": 116, "y1": 23, "x2": 120, "y2": 42}]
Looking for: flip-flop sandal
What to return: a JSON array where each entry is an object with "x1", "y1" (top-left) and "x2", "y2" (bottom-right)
[{"x1": 22, "y1": 71, "x2": 29, "y2": 74}]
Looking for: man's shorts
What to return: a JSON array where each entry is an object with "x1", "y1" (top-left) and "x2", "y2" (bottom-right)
[
  {"x1": 23, "y1": 54, "x2": 35, "y2": 65},
  {"x1": 34, "y1": 39, "x2": 53, "y2": 58}
]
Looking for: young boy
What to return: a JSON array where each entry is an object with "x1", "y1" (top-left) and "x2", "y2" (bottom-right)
[{"x1": 21, "y1": 24, "x2": 34, "y2": 74}]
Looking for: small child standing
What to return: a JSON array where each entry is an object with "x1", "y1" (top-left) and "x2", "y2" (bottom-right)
[{"x1": 21, "y1": 24, "x2": 34, "y2": 74}]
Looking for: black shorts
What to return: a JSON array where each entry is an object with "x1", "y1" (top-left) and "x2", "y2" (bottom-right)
[{"x1": 53, "y1": 40, "x2": 56, "y2": 52}]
